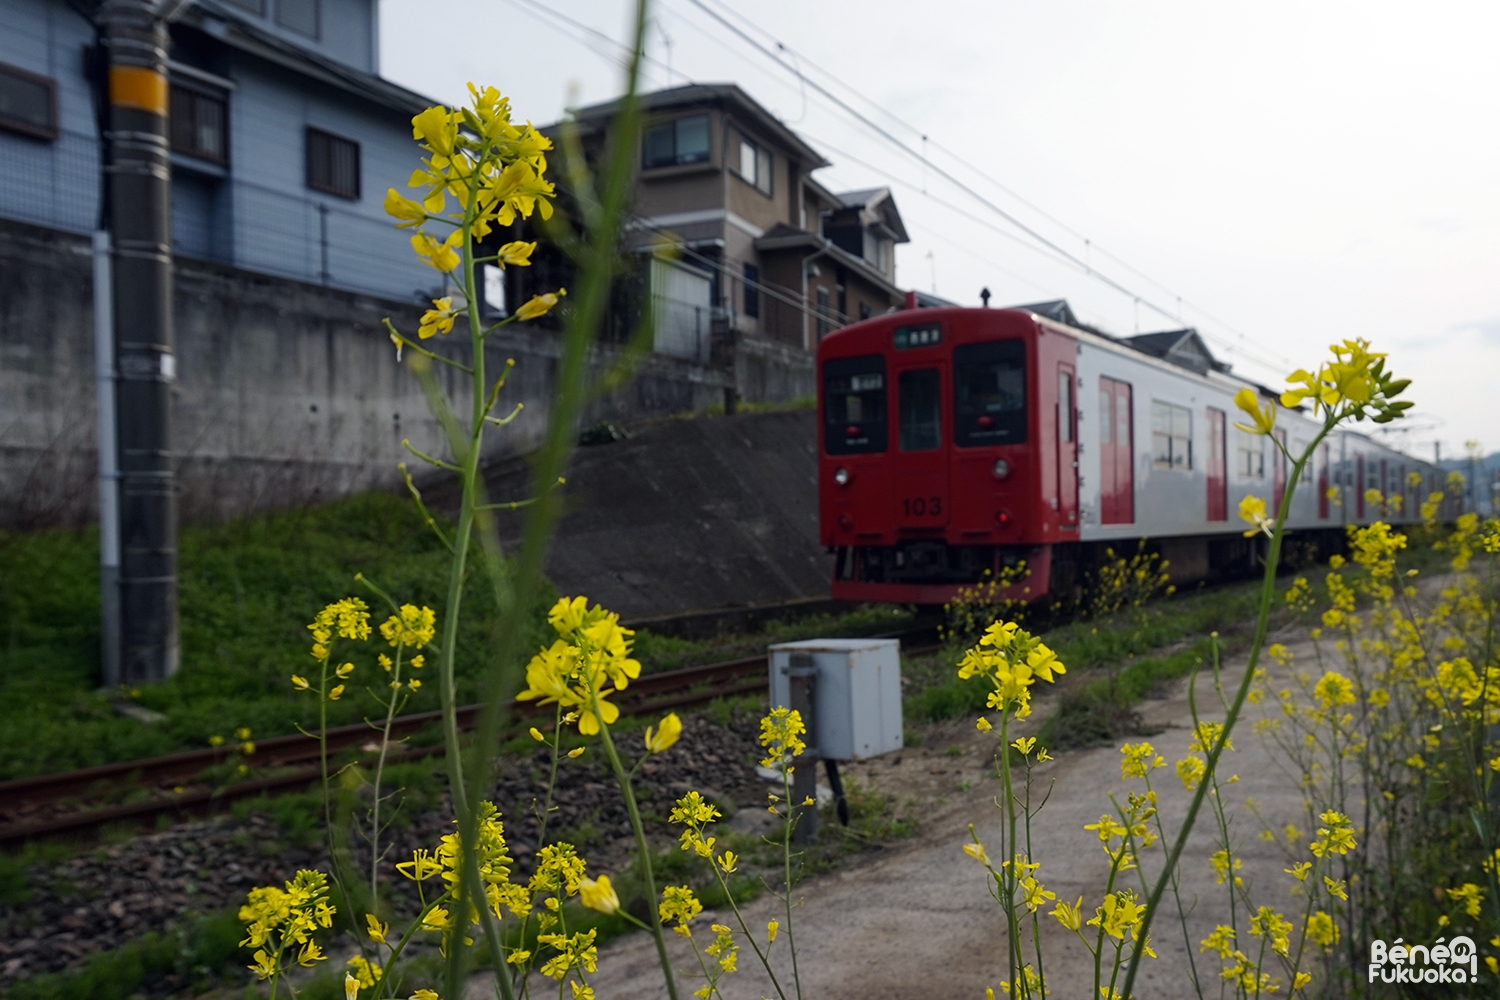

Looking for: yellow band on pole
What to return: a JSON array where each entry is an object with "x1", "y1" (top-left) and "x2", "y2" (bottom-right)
[{"x1": 109, "y1": 65, "x2": 168, "y2": 115}]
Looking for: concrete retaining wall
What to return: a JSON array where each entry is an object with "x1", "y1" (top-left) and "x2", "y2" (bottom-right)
[
  {"x1": 477, "y1": 408, "x2": 830, "y2": 619},
  {"x1": 0, "y1": 217, "x2": 813, "y2": 528}
]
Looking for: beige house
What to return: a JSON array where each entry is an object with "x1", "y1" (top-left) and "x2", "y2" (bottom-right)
[{"x1": 512, "y1": 84, "x2": 910, "y2": 390}]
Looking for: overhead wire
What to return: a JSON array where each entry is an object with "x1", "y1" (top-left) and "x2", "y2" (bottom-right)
[
  {"x1": 676, "y1": 0, "x2": 1295, "y2": 374},
  {"x1": 506, "y1": 0, "x2": 1291, "y2": 375}
]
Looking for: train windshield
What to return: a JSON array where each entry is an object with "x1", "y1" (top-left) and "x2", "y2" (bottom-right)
[
  {"x1": 823, "y1": 355, "x2": 888, "y2": 454},
  {"x1": 898, "y1": 369, "x2": 942, "y2": 451},
  {"x1": 953, "y1": 340, "x2": 1027, "y2": 446}
]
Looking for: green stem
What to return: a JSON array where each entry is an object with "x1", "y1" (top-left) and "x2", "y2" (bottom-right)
[
  {"x1": 1119, "y1": 422, "x2": 1331, "y2": 999},
  {"x1": 369, "y1": 644, "x2": 405, "y2": 909},
  {"x1": 782, "y1": 763, "x2": 804, "y2": 1000},
  {"x1": 705, "y1": 845, "x2": 788, "y2": 1000},
  {"x1": 593, "y1": 692, "x2": 680, "y2": 1000}
]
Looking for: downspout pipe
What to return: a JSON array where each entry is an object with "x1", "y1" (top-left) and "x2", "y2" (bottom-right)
[
  {"x1": 94, "y1": 231, "x2": 122, "y2": 688},
  {"x1": 800, "y1": 241, "x2": 832, "y2": 351}
]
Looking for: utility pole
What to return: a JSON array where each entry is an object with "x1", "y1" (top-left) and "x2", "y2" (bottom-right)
[{"x1": 101, "y1": 0, "x2": 178, "y2": 683}]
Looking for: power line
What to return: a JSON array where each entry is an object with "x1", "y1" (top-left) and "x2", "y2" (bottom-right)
[
  {"x1": 810, "y1": 134, "x2": 1297, "y2": 374},
  {"x1": 506, "y1": 0, "x2": 1292, "y2": 375},
  {"x1": 676, "y1": 0, "x2": 1294, "y2": 372}
]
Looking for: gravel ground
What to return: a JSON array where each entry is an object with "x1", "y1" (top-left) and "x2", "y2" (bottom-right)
[
  {"x1": 0, "y1": 709, "x2": 768, "y2": 987},
  {"x1": 540, "y1": 627, "x2": 1329, "y2": 1000}
]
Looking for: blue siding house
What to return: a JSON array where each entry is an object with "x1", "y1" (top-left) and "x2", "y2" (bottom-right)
[{"x1": 0, "y1": 0, "x2": 439, "y2": 300}]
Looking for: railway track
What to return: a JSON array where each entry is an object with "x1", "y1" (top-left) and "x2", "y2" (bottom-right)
[{"x1": 0, "y1": 631, "x2": 940, "y2": 849}]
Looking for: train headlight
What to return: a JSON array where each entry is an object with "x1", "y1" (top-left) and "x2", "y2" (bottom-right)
[
  {"x1": 833, "y1": 466, "x2": 851, "y2": 486},
  {"x1": 992, "y1": 458, "x2": 1011, "y2": 479}
]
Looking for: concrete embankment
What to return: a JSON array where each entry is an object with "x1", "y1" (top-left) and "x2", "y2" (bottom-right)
[{"x1": 478, "y1": 408, "x2": 832, "y2": 621}]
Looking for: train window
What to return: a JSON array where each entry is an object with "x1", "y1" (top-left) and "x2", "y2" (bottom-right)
[
  {"x1": 899, "y1": 369, "x2": 942, "y2": 451},
  {"x1": 1151, "y1": 401, "x2": 1192, "y2": 470},
  {"x1": 1237, "y1": 429, "x2": 1264, "y2": 479},
  {"x1": 1058, "y1": 371, "x2": 1074, "y2": 443},
  {"x1": 953, "y1": 340, "x2": 1026, "y2": 447},
  {"x1": 823, "y1": 355, "x2": 887, "y2": 454}
]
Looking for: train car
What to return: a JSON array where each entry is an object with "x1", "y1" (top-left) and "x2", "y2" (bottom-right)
[{"x1": 817, "y1": 304, "x2": 1444, "y2": 605}]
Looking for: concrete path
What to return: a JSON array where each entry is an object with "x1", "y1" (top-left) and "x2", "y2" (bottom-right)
[{"x1": 471, "y1": 626, "x2": 1326, "y2": 999}]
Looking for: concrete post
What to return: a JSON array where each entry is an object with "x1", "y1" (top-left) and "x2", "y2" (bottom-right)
[
  {"x1": 102, "y1": 0, "x2": 179, "y2": 683},
  {"x1": 93, "y1": 230, "x2": 122, "y2": 689},
  {"x1": 787, "y1": 653, "x2": 818, "y2": 844}
]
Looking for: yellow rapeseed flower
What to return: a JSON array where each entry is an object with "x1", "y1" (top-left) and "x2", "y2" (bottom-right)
[
  {"x1": 411, "y1": 230, "x2": 463, "y2": 273},
  {"x1": 291, "y1": 675, "x2": 309, "y2": 690},
  {"x1": 515, "y1": 290, "x2": 566, "y2": 321},
  {"x1": 1313, "y1": 671, "x2": 1356, "y2": 709},
  {"x1": 1233, "y1": 388, "x2": 1276, "y2": 435},
  {"x1": 1051, "y1": 896, "x2": 1084, "y2": 931},
  {"x1": 496, "y1": 240, "x2": 536, "y2": 267},
  {"x1": 383, "y1": 187, "x2": 442, "y2": 227},
  {"x1": 329, "y1": 684, "x2": 345, "y2": 701},
  {"x1": 1309, "y1": 810, "x2": 1356, "y2": 857},
  {"x1": 529, "y1": 727, "x2": 546, "y2": 742},
  {"x1": 645, "y1": 712, "x2": 682, "y2": 753},
  {"x1": 579, "y1": 875, "x2": 619, "y2": 914},
  {"x1": 567, "y1": 747, "x2": 585, "y2": 759},
  {"x1": 418, "y1": 298, "x2": 462, "y2": 339},
  {"x1": 347, "y1": 954, "x2": 381, "y2": 989},
  {"x1": 1239, "y1": 494, "x2": 1271, "y2": 537},
  {"x1": 767, "y1": 919, "x2": 779, "y2": 943},
  {"x1": 1307, "y1": 911, "x2": 1339, "y2": 949}
]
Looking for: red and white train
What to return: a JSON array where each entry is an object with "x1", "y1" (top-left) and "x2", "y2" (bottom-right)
[{"x1": 817, "y1": 303, "x2": 1442, "y2": 605}]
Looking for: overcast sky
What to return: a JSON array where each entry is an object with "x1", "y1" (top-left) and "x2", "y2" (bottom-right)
[{"x1": 381, "y1": 0, "x2": 1499, "y2": 459}]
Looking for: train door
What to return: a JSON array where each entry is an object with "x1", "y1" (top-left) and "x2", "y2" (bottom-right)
[
  {"x1": 1056, "y1": 365, "x2": 1078, "y2": 526},
  {"x1": 893, "y1": 363, "x2": 950, "y2": 528},
  {"x1": 1098, "y1": 377, "x2": 1134, "y2": 524},
  {"x1": 1272, "y1": 428, "x2": 1288, "y2": 513},
  {"x1": 1318, "y1": 444, "x2": 1330, "y2": 519},
  {"x1": 1206, "y1": 407, "x2": 1227, "y2": 521},
  {"x1": 1355, "y1": 455, "x2": 1365, "y2": 519}
]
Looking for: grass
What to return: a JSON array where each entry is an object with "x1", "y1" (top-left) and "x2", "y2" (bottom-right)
[
  {"x1": 2, "y1": 910, "x2": 245, "y2": 1000},
  {"x1": 902, "y1": 579, "x2": 1269, "y2": 742},
  {"x1": 630, "y1": 602, "x2": 915, "y2": 675},
  {"x1": 0, "y1": 481, "x2": 914, "y2": 782},
  {"x1": 0, "y1": 490, "x2": 556, "y2": 781}
]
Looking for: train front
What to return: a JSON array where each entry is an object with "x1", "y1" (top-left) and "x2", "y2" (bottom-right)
[{"x1": 817, "y1": 308, "x2": 1078, "y2": 606}]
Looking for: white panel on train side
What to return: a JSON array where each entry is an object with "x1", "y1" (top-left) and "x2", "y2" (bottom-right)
[{"x1": 1058, "y1": 326, "x2": 1435, "y2": 545}]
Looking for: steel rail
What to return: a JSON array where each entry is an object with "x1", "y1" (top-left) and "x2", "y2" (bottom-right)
[{"x1": 0, "y1": 638, "x2": 936, "y2": 848}]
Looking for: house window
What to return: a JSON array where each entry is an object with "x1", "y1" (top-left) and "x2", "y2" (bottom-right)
[
  {"x1": 815, "y1": 286, "x2": 831, "y2": 339},
  {"x1": 276, "y1": 0, "x2": 319, "y2": 37},
  {"x1": 1151, "y1": 401, "x2": 1192, "y2": 470},
  {"x1": 1237, "y1": 429, "x2": 1264, "y2": 479},
  {"x1": 742, "y1": 262, "x2": 759, "y2": 318},
  {"x1": 306, "y1": 127, "x2": 360, "y2": 199},
  {"x1": 735, "y1": 134, "x2": 772, "y2": 195},
  {"x1": 0, "y1": 62, "x2": 57, "y2": 141},
  {"x1": 170, "y1": 84, "x2": 227, "y2": 163},
  {"x1": 482, "y1": 264, "x2": 506, "y2": 317},
  {"x1": 643, "y1": 114, "x2": 709, "y2": 168}
]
